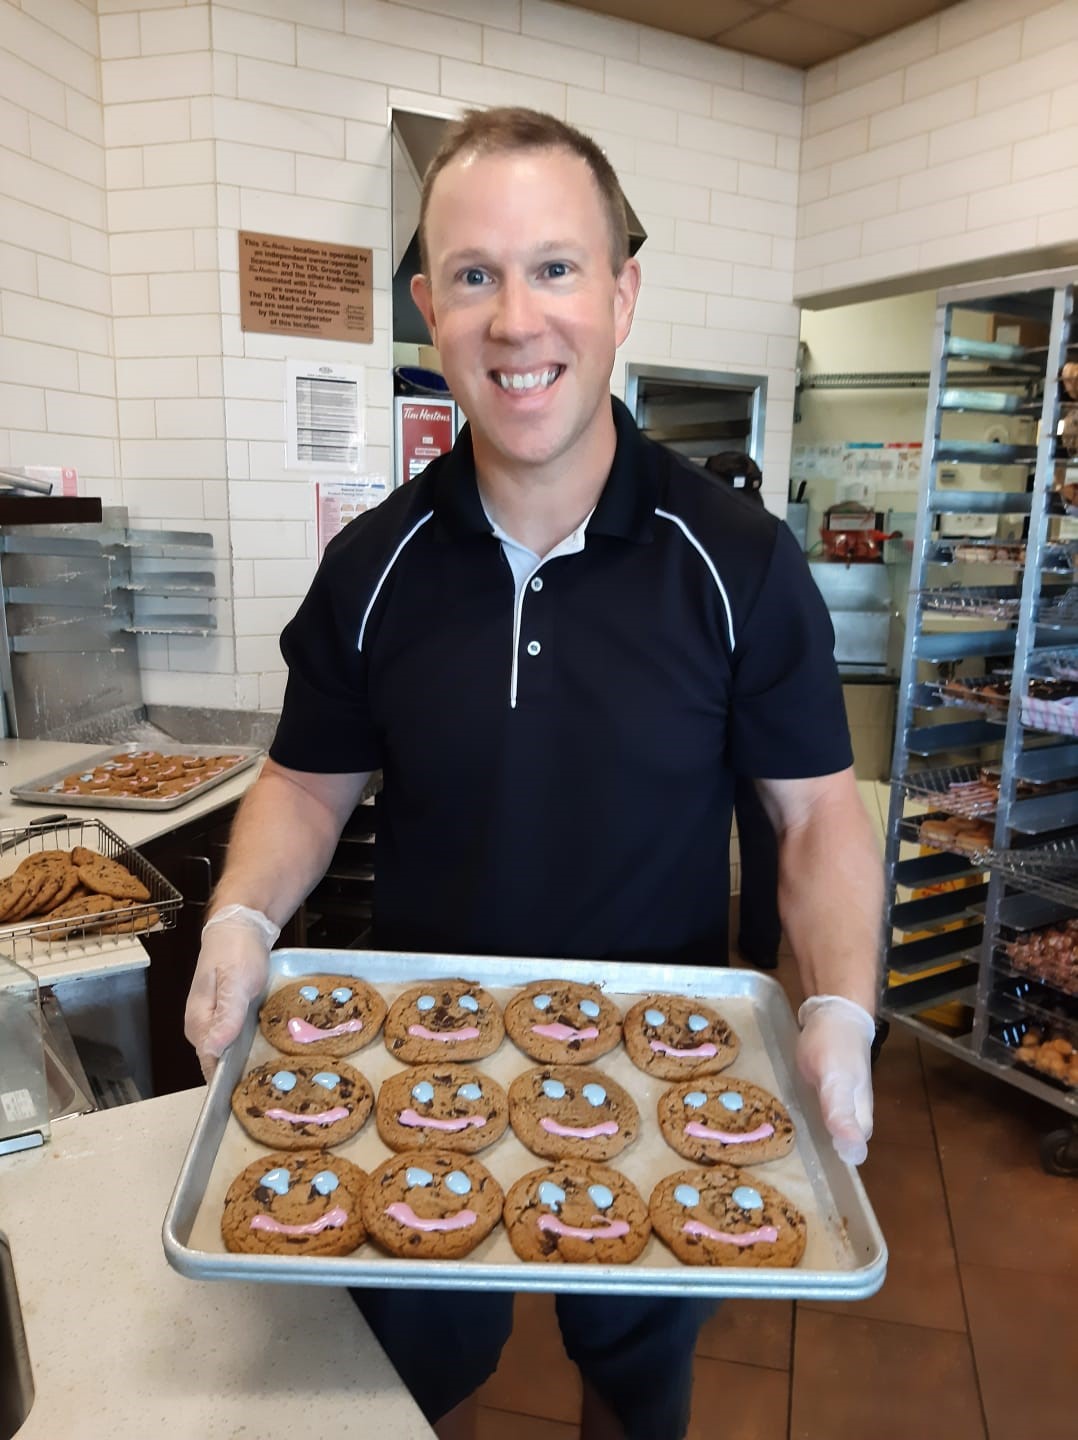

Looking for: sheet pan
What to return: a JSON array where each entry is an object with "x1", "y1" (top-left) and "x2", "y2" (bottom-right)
[{"x1": 10, "y1": 742, "x2": 263, "y2": 811}]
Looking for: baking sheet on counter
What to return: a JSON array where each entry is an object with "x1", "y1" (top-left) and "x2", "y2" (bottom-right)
[
  {"x1": 9, "y1": 743, "x2": 263, "y2": 811},
  {"x1": 164, "y1": 949, "x2": 887, "y2": 1300}
]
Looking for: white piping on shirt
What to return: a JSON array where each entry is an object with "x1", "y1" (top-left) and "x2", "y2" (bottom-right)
[
  {"x1": 653, "y1": 507, "x2": 735, "y2": 652},
  {"x1": 357, "y1": 510, "x2": 434, "y2": 651},
  {"x1": 509, "y1": 560, "x2": 543, "y2": 710}
]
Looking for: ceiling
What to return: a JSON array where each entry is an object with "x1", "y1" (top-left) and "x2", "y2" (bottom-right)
[{"x1": 557, "y1": 0, "x2": 959, "y2": 69}]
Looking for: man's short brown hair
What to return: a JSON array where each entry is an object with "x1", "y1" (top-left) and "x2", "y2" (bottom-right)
[{"x1": 418, "y1": 107, "x2": 630, "y2": 276}]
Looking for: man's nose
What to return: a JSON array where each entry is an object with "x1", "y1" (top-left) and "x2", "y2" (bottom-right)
[{"x1": 489, "y1": 274, "x2": 543, "y2": 341}]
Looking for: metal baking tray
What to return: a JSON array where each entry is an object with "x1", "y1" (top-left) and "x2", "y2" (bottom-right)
[
  {"x1": 164, "y1": 950, "x2": 887, "y2": 1301},
  {"x1": 9, "y1": 742, "x2": 263, "y2": 811}
]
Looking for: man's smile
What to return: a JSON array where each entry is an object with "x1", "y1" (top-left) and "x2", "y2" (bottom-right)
[{"x1": 491, "y1": 366, "x2": 564, "y2": 392}]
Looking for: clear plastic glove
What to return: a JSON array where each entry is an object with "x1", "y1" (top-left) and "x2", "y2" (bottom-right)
[
  {"x1": 796, "y1": 995, "x2": 876, "y2": 1166},
  {"x1": 184, "y1": 905, "x2": 279, "y2": 1081}
]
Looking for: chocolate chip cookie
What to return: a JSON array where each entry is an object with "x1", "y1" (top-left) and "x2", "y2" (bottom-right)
[
  {"x1": 504, "y1": 980, "x2": 621, "y2": 1065},
  {"x1": 503, "y1": 1161, "x2": 650, "y2": 1264},
  {"x1": 623, "y1": 993, "x2": 739, "y2": 1080},
  {"x1": 657, "y1": 1076, "x2": 795, "y2": 1166},
  {"x1": 231, "y1": 1055, "x2": 374, "y2": 1149},
  {"x1": 383, "y1": 979, "x2": 503, "y2": 1063},
  {"x1": 649, "y1": 1164, "x2": 806, "y2": 1267},
  {"x1": 221, "y1": 1149, "x2": 368, "y2": 1256},
  {"x1": 508, "y1": 1064, "x2": 639, "y2": 1162},
  {"x1": 376, "y1": 1064, "x2": 508, "y2": 1155},
  {"x1": 362, "y1": 1150, "x2": 503, "y2": 1260},
  {"x1": 259, "y1": 975, "x2": 387, "y2": 1058}
]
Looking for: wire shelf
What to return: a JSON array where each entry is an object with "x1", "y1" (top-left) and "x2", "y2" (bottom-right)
[
  {"x1": 996, "y1": 925, "x2": 1078, "y2": 999},
  {"x1": 919, "y1": 586, "x2": 1021, "y2": 620},
  {"x1": 993, "y1": 838, "x2": 1078, "y2": 908},
  {"x1": 901, "y1": 764, "x2": 1000, "y2": 817}
]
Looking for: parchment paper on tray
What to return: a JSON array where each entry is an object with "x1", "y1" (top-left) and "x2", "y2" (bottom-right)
[{"x1": 165, "y1": 950, "x2": 887, "y2": 1301}]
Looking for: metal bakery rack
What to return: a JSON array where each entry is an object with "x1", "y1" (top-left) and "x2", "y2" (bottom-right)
[{"x1": 881, "y1": 268, "x2": 1078, "y2": 1175}]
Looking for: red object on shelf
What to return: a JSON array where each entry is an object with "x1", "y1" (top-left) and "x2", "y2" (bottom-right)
[{"x1": 819, "y1": 526, "x2": 901, "y2": 563}]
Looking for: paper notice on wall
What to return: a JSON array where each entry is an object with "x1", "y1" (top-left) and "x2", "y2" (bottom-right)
[
  {"x1": 315, "y1": 477, "x2": 388, "y2": 559},
  {"x1": 286, "y1": 359, "x2": 364, "y2": 472}
]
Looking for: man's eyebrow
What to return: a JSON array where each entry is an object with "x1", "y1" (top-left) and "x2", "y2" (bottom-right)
[{"x1": 440, "y1": 240, "x2": 586, "y2": 268}]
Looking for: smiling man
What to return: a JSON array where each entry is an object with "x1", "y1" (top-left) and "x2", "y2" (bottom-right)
[{"x1": 185, "y1": 108, "x2": 882, "y2": 1440}]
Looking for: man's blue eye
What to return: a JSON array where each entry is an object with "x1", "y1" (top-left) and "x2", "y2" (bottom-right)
[
  {"x1": 464, "y1": 268, "x2": 486, "y2": 285},
  {"x1": 545, "y1": 262, "x2": 569, "y2": 278}
]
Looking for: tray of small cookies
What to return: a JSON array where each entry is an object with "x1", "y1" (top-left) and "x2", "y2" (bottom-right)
[
  {"x1": 164, "y1": 949, "x2": 887, "y2": 1301},
  {"x1": 9, "y1": 742, "x2": 263, "y2": 810}
]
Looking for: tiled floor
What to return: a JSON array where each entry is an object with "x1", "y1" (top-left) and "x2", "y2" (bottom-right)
[{"x1": 474, "y1": 785, "x2": 1078, "y2": 1440}]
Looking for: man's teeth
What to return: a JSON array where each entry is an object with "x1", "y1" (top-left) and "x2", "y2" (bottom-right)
[{"x1": 496, "y1": 368, "x2": 560, "y2": 391}]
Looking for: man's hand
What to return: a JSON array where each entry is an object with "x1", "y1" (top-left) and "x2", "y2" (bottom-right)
[
  {"x1": 184, "y1": 906, "x2": 279, "y2": 1080},
  {"x1": 796, "y1": 995, "x2": 875, "y2": 1166}
]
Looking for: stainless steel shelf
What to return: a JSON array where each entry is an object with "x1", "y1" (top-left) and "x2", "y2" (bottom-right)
[
  {"x1": 927, "y1": 491, "x2": 1033, "y2": 514},
  {"x1": 906, "y1": 719, "x2": 1005, "y2": 754},
  {"x1": 888, "y1": 923, "x2": 985, "y2": 974},
  {"x1": 934, "y1": 441, "x2": 1038, "y2": 466},
  {"x1": 997, "y1": 892, "x2": 1077, "y2": 931},
  {"x1": 885, "y1": 963, "x2": 980, "y2": 1014},
  {"x1": 1008, "y1": 789, "x2": 1078, "y2": 835},
  {"x1": 894, "y1": 851, "x2": 983, "y2": 887},
  {"x1": 914, "y1": 630, "x2": 1018, "y2": 660},
  {"x1": 891, "y1": 883, "x2": 989, "y2": 931}
]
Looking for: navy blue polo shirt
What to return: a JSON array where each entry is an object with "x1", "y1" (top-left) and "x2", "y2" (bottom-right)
[{"x1": 271, "y1": 398, "x2": 851, "y2": 965}]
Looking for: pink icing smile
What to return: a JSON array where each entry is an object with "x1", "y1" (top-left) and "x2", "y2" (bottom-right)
[
  {"x1": 531, "y1": 1023, "x2": 600, "y2": 1042},
  {"x1": 250, "y1": 1206, "x2": 348, "y2": 1236},
  {"x1": 649, "y1": 1039, "x2": 718, "y2": 1058},
  {"x1": 385, "y1": 1202, "x2": 477, "y2": 1232},
  {"x1": 540, "y1": 1118, "x2": 619, "y2": 1139},
  {"x1": 287, "y1": 1016, "x2": 363, "y2": 1044},
  {"x1": 398, "y1": 1108, "x2": 487, "y2": 1131},
  {"x1": 263, "y1": 1105, "x2": 350, "y2": 1126},
  {"x1": 538, "y1": 1214, "x2": 630, "y2": 1241},
  {"x1": 406, "y1": 1024, "x2": 482, "y2": 1042},
  {"x1": 682, "y1": 1220, "x2": 779, "y2": 1246},
  {"x1": 684, "y1": 1120, "x2": 775, "y2": 1144}
]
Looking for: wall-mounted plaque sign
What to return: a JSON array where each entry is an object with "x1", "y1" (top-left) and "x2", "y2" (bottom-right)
[{"x1": 239, "y1": 230, "x2": 372, "y2": 343}]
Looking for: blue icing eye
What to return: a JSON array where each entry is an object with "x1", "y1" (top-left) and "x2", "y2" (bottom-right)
[
  {"x1": 644, "y1": 1008, "x2": 665, "y2": 1026},
  {"x1": 298, "y1": 985, "x2": 319, "y2": 1003},
  {"x1": 587, "y1": 1184, "x2": 613, "y2": 1210},
  {"x1": 719, "y1": 1092, "x2": 744, "y2": 1111},
  {"x1": 311, "y1": 1071, "x2": 340, "y2": 1090},
  {"x1": 445, "y1": 1170, "x2": 471, "y2": 1196},
  {"x1": 416, "y1": 994, "x2": 436, "y2": 1012},
  {"x1": 456, "y1": 1082, "x2": 482, "y2": 1101},
  {"x1": 271, "y1": 1070, "x2": 297, "y2": 1093},
  {"x1": 260, "y1": 1167, "x2": 290, "y2": 1196},
  {"x1": 683, "y1": 1091, "x2": 707, "y2": 1109},
  {"x1": 687, "y1": 1014, "x2": 709, "y2": 1033},
  {"x1": 541, "y1": 1078, "x2": 566, "y2": 1100},
  {"x1": 312, "y1": 1170, "x2": 339, "y2": 1196},
  {"x1": 458, "y1": 994, "x2": 479, "y2": 1013},
  {"x1": 538, "y1": 1181, "x2": 565, "y2": 1211},
  {"x1": 330, "y1": 987, "x2": 353, "y2": 1004},
  {"x1": 733, "y1": 1185, "x2": 763, "y2": 1211},
  {"x1": 406, "y1": 1167, "x2": 433, "y2": 1188},
  {"x1": 581, "y1": 1083, "x2": 607, "y2": 1107},
  {"x1": 532, "y1": 993, "x2": 552, "y2": 1011},
  {"x1": 411, "y1": 1081, "x2": 435, "y2": 1104},
  {"x1": 674, "y1": 1183, "x2": 700, "y2": 1208},
  {"x1": 579, "y1": 999, "x2": 600, "y2": 1018}
]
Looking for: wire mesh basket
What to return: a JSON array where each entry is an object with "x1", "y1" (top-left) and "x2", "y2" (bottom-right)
[
  {"x1": 1037, "y1": 587, "x2": 1078, "y2": 627},
  {"x1": 0, "y1": 817, "x2": 181, "y2": 954},
  {"x1": 900, "y1": 764, "x2": 999, "y2": 817},
  {"x1": 919, "y1": 586, "x2": 1021, "y2": 621},
  {"x1": 992, "y1": 838, "x2": 1078, "y2": 908}
]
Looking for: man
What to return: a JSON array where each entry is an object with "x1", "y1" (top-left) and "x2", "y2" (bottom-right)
[{"x1": 186, "y1": 108, "x2": 881, "y2": 1440}]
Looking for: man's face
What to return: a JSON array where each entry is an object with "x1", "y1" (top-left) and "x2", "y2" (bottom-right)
[{"x1": 412, "y1": 146, "x2": 640, "y2": 477}]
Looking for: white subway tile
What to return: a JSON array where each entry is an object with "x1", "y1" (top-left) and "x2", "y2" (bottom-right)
[
  {"x1": 106, "y1": 148, "x2": 144, "y2": 190},
  {"x1": 828, "y1": 134, "x2": 929, "y2": 198},
  {"x1": 709, "y1": 190, "x2": 795, "y2": 238},
  {"x1": 634, "y1": 284, "x2": 706, "y2": 327},
  {"x1": 165, "y1": 635, "x2": 235, "y2": 674},
  {"x1": 899, "y1": 144, "x2": 1013, "y2": 210},
  {"x1": 103, "y1": 98, "x2": 191, "y2": 148},
  {"x1": 742, "y1": 55, "x2": 803, "y2": 105},
  {"x1": 229, "y1": 479, "x2": 309, "y2": 521},
  {"x1": 905, "y1": 23, "x2": 1022, "y2": 100},
  {"x1": 0, "y1": 148, "x2": 105, "y2": 230},
  {"x1": 115, "y1": 356, "x2": 200, "y2": 399},
  {"x1": 118, "y1": 398, "x2": 156, "y2": 438},
  {"x1": 297, "y1": 24, "x2": 437, "y2": 91},
  {"x1": 197, "y1": 0, "x2": 339, "y2": 27},
  {"x1": 0, "y1": 49, "x2": 66, "y2": 127},
  {"x1": 212, "y1": 5, "x2": 296, "y2": 63},
  {"x1": 191, "y1": 96, "x2": 215, "y2": 140},
  {"x1": 799, "y1": 178, "x2": 899, "y2": 238},
  {"x1": 0, "y1": 243, "x2": 36, "y2": 297},
  {"x1": 216, "y1": 141, "x2": 294, "y2": 193},
  {"x1": 835, "y1": 15, "x2": 939, "y2": 91},
  {"x1": 120, "y1": 438, "x2": 224, "y2": 479},
  {"x1": 142, "y1": 139, "x2": 216, "y2": 188},
  {"x1": 405, "y1": 0, "x2": 519, "y2": 29},
  {"x1": 3, "y1": 292, "x2": 111, "y2": 355},
  {"x1": 0, "y1": 384, "x2": 47, "y2": 432},
  {"x1": 37, "y1": 256, "x2": 111, "y2": 315},
  {"x1": 226, "y1": 441, "x2": 251, "y2": 481},
  {"x1": 237, "y1": 56, "x2": 385, "y2": 122},
  {"x1": 109, "y1": 184, "x2": 216, "y2": 234},
  {"x1": 634, "y1": 140, "x2": 736, "y2": 193},
  {"x1": 238, "y1": 190, "x2": 387, "y2": 250},
  {"x1": 706, "y1": 294, "x2": 800, "y2": 338},
  {"x1": 632, "y1": 209, "x2": 675, "y2": 251},
  {"x1": 804, "y1": 71, "x2": 903, "y2": 139},
  {"x1": 214, "y1": 96, "x2": 346, "y2": 158},
  {"x1": 111, "y1": 274, "x2": 150, "y2": 316},
  {"x1": 223, "y1": 398, "x2": 285, "y2": 441},
  {"x1": 98, "y1": 12, "x2": 141, "y2": 59},
  {"x1": 606, "y1": 56, "x2": 710, "y2": 116},
  {"x1": 19, "y1": 0, "x2": 99, "y2": 55},
  {"x1": 113, "y1": 313, "x2": 221, "y2": 358},
  {"x1": 930, "y1": 94, "x2": 1050, "y2": 165},
  {"x1": 0, "y1": 194, "x2": 70, "y2": 264},
  {"x1": 623, "y1": 173, "x2": 710, "y2": 224},
  {"x1": 940, "y1": 0, "x2": 1047, "y2": 50},
  {"x1": 976, "y1": 40, "x2": 1078, "y2": 109},
  {"x1": 800, "y1": 118, "x2": 868, "y2": 172},
  {"x1": 147, "y1": 272, "x2": 219, "y2": 316},
  {"x1": 69, "y1": 223, "x2": 110, "y2": 274},
  {"x1": 473, "y1": 28, "x2": 597, "y2": 90},
  {"x1": 125, "y1": 477, "x2": 208, "y2": 519},
  {"x1": 445, "y1": 59, "x2": 566, "y2": 117},
  {"x1": 0, "y1": 99, "x2": 31, "y2": 156},
  {"x1": 622, "y1": 319, "x2": 670, "y2": 359},
  {"x1": 258, "y1": 672, "x2": 287, "y2": 710},
  {"x1": 675, "y1": 219, "x2": 769, "y2": 266},
  {"x1": 246, "y1": 440, "x2": 289, "y2": 481},
  {"x1": 233, "y1": 530, "x2": 308, "y2": 577},
  {"x1": 102, "y1": 54, "x2": 212, "y2": 105},
  {"x1": 523, "y1": 0, "x2": 636, "y2": 61},
  {"x1": 236, "y1": 634, "x2": 287, "y2": 672},
  {"x1": 198, "y1": 356, "x2": 223, "y2": 399},
  {"x1": 231, "y1": 558, "x2": 254, "y2": 597},
  {"x1": 45, "y1": 389, "x2": 116, "y2": 439},
  {"x1": 678, "y1": 112, "x2": 776, "y2": 167},
  {"x1": 1037, "y1": 204, "x2": 1078, "y2": 246},
  {"x1": 765, "y1": 366, "x2": 796, "y2": 401},
  {"x1": 712, "y1": 85, "x2": 801, "y2": 139},
  {"x1": 918, "y1": 216, "x2": 1039, "y2": 271},
  {"x1": 641, "y1": 249, "x2": 732, "y2": 296},
  {"x1": 78, "y1": 354, "x2": 116, "y2": 399},
  {"x1": 217, "y1": 186, "x2": 240, "y2": 230},
  {"x1": 138, "y1": 4, "x2": 211, "y2": 55},
  {"x1": 670, "y1": 323, "x2": 768, "y2": 368},
  {"x1": 862, "y1": 195, "x2": 968, "y2": 256},
  {"x1": 738, "y1": 161, "x2": 799, "y2": 206},
  {"x1": 581, "y1": 125, "x2": 637, "y2": 177},
  {"x1": 65, "y1": 88, "x2": 104, "y2": 146},
  {"x1": 9, "y1": 427, "x2": 116, "y2": 474},
  {"x1": 4, "y1": 5, "x2": 98, "y2": 98},
  {"x1": 775, "y1": 136, "x2": 799, "y2": 172},
  {"x1": 638, "y1": 25, "x2": 741, "y2": 86},
  {"x1": 1021, "y1": 0, "x2": 1078, "y2": 56},
  {"x1": 154, "y1": 397, "x2": 226, "y2": 438},
  {"x1": 343, "y1": 0, "x2": 480, "y2": 60},
  {"x1": 868, "y1": 80, "x2": 976, "y2": 149},
  {"x1": 346, "y1": 120, "x2": 392, "y2": 168},
  {"x1": 110, "y1": 228, "x2": 194, "y2": 275},
  {"x1": 794, "y1": 224, "x2": 863, "y2": 272},
  {"x1": 968, "y1": 165, "x2": 1078, "y2": 231},
  {"x1": 803, "y1": 60, "x2": 836, "y2": 106},
  {"x1": 296, "y1": 155, "x2": 387, "y2": 207},
  {"x1": 731, "y1": 264, "x2": 794, "y2": 303},
  {"x1": 813, "y1": 245, "x2": 921, "y2": 296},
  {"x1": 386, "y1": 87, "x2": 460, "y2": 120},
  {"x1": 797, "y1": 165, "x2": 829, "y2": 205}
]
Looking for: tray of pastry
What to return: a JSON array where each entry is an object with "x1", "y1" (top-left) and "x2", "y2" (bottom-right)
[
  {"x1": 164, "y1": 949, "x2": 887, "y2": 1302},
  {"x1": 9, "y1": 743, "x2": 263, "y2": 810}
]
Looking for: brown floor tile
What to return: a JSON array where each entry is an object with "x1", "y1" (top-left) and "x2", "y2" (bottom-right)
[
  {"x1": 695, "y1": 1299, "x2": 792, "y2": 1370},
  {"x1": 802, "y1": 1136, "x2": 966, "y2": 1331},
  {"x1": 688, "y1": 1355, "x2": 789, "y2": 1440},
  {"x1": 961, "y1": 1262, "x2": 1076, "y2": 1440},
  {"x1": 791, "y1": 1310, "x2": 986, "y2": 1440},
  {"x1": 868, "y1": 1029, "x2": 936, "y2": 1151},
  {"x1": 476, "y1": 1294, "x2": 582, "y2": 1426},
  {"x1": 477, "y1": 1408, "x2": 579, "y2": 1440}
]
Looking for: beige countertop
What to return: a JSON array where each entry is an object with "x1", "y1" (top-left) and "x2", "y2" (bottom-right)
[{"x1": 0, "y1": 1087, "x2": 434, "y2": 1440}]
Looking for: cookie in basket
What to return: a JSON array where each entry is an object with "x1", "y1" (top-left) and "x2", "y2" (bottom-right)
[
  {"x1": 623, "y1": 994, "x2": 739, "y2": 1080},
  {"x1": 260, "y1": 975, "x2": 387, "y2": 1058},
  {"x1": 503, "y1": 1160, "x2": 650, "y2": 1264},
  {"x1": 72, "y1": 849, "x2": 150, "y2": 902},
  {"x1": 36, "y1": 893, "x2": 123, "y2": 939},
  {"x1": 658, "y1": 1077, "x2": 795, "y2": 1166},
  {"x1": 232, "y1": 1056, "x2": 374, "y2": 1150},
  {"x1": 504, "y1": 980, "x2": 621, "y2": 1065},
  {"x1": 508, "y1": 1064, "x2": 639, "y2": 1162},
  {"x1": 362, "y1": 1150, "x2": 503, "y2": 1260},
  {"x1": 383, "y1": 979, "x2": 503, "y2": 1063},
  {"x1": 0, "y1": 873, "x2": 33, "y2": 924},
  {"x1": 649, "y1": 1164, "x2": 806, "y2": 1268},
  {"x1": 376, "y1": 1063, "x2": 508, "y2": 1154},
  {"x1": 221, "y1": 1149, "x2": 368, "y2": 1257}
]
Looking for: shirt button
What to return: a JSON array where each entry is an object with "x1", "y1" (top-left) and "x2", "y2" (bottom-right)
[
  {"x1": 526, "y1": 640, "x2": 541, "y2": 657},
  {"x1": 530, "y1": 576, "x2": 543, "y2": 592}
]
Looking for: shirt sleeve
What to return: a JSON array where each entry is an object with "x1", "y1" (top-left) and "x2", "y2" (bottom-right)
[{"x1": 726, "y1": 521, "x2": 853, "y2": 780}]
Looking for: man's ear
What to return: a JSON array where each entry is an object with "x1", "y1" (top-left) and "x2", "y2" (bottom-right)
[
  {"x1": 410, "y1": 272, "x2": 437, "y2": 346},
  {"x1": 613, "y1": 256, "x2": 641, "y2": 348}
]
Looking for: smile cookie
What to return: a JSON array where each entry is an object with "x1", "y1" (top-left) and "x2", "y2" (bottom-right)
[
  {"x1": 259, "y1": 975, "x2": 387, "y2": 1058},
  {"x1": 508, "y1": 1064, "x2": 639, "y2": 1162},
  {"x1": 376, "y1": 1064, "x2": 508, "y2": 1154},
  {"x1": 362, "y1": 1150, "x2": 503, "y2": 1260},
  {"x1": 231, "y1": 1056, "x2": 374, "y2": 1150},
  {"x1": 624, "y1": 994, "x2": 739, "y2": 1080},
  {"x1": 504, "y1": 980, "x2": 621, "y2": 1065},
  {"x1": 503, "y1": 1161, "x2": 650, "y2": 1264},
  {"x1": 383, "y1": 980, "x2": 503, "y2": 1063},
  {"x1": 221, "y1": 1150, "x2": 368, "y2": 1256},
  {"x1": 657, "y1": 1077, "x2": 795, "y2": 1165},
  {"x1": 649, "y1": 1164, "x2": 806, "y2": 1268}
]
